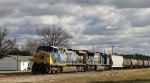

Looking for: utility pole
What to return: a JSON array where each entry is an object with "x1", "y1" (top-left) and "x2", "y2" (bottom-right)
[
  {"x1": 104, "y1": 49, "x2": 105, "y2": 54},
  {"x1": 92, "y1": 44, "x2": 94, "y2": 52},
  {"x1": 17, "y1": 44, "x2": 19, "y2": 71},
  {"x1": 112, "y1": 46, "x2": 114, "y2": 54}
]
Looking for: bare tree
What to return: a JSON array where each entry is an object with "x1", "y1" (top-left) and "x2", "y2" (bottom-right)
[
  {"x1": 24, "y1": 39, "x2": 38, "y2": 55},
  {"x1": 0, "y1": 26, "x2": 15, "y2": 57},
  {"x1": 38, "y1": 25, "x2": 73, "y2": 47}
]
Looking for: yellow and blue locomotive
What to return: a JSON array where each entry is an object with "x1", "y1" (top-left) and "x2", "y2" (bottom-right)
[{"x1": 32, "y1": 46, "x2": 64, "y2": 74}]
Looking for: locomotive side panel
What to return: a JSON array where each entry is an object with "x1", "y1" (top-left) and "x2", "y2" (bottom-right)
[
  {"x1": 58, "y1": 49, "x2": 78, "y2": 65},
  {"x1": 94, "y1": 53, "x2": 100, "y2": 65},
  {"x1": 100, "y1": 53, "x2": 110, "y2": 65}
]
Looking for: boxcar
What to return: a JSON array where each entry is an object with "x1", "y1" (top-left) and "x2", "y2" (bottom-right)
[{"x1": 111, "y1": 55, "x2": 124, "y2": 68}]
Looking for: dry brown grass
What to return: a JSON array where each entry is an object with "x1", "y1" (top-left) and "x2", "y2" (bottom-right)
[
  {"x1": 1, "y1": 69, "x2": 150, "y2": 83},
  {"x1": 52, "y1": 69, "x2": 150, "y2": 83}
]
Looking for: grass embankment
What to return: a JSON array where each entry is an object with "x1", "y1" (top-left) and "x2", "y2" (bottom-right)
[{"x1": 54, "y1": 69, "x2": 150, "y2": 83}]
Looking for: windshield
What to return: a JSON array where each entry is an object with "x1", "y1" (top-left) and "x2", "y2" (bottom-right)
[{"x1": 37, "y1": 46, "x2": 58, "y2": 52}]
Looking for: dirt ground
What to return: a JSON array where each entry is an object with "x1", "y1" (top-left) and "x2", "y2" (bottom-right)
[{"x1": 0, "y1": 68, "x2": 150, "y2": 83}]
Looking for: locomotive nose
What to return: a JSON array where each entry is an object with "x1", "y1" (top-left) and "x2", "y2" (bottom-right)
[
  {"x1": 39, "y1": 52, "x2": 46, "y2": 59},
  {"x1": 40, "y1": 55, "x2": 45, "y2": 59}
]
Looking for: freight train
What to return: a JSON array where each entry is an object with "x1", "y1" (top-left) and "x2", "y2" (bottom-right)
[{"x1": 32, "y1": 46, "x2": 150, "y2": 74}]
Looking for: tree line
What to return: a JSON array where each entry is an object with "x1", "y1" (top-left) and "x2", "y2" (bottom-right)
[
  {"x1": 0, "y1": 25, "x2": 73, "y2": 58},
  {"x1": 120, "y1": 54, "x2": 150, "y2": 60}
]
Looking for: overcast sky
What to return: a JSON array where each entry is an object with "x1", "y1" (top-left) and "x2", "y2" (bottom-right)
[{"x1": 1, "y1": 0, "x2": 150, "y2": 55}]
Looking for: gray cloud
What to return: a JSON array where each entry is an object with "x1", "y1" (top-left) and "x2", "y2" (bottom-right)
[
  {"x1": 0, "y1": 7, "x2": 15, "y2": 17},
  {"x1": 119, "y1": 9, "x2": 150, "y2": 27},
  {"x1": 30, "y1": 0, "x2": 150, "y2": 8},
  {"x1": 108, "y1": 0, "x2": 150, "y2": 8},
  {"x1": 0, "y1": 0, "x2": 150, "y2": 55}
]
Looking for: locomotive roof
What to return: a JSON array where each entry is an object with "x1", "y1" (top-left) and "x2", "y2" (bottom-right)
[{"x1": 37, "y1": 46, "x2": 58, "y2": 52}]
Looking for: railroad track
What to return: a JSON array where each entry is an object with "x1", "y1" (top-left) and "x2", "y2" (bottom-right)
[{"x1": 0, "y1": 68, "x2": 150, "y2": 78}]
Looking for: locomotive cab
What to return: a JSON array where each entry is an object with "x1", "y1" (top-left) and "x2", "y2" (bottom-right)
[{"x1": 32, "y1": 46, "x2": 58, "y2": 74}]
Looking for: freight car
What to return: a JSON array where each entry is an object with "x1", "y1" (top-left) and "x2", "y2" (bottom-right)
[
  {"x1": 99, "y1": 54, "x2": 150, "y2": 69},
  {"x1": 111, "y1": 55, "x2": 124, "y2": 69},
  {"x1": 32, "y1": 46, "x2": 150, "y2": 74},
  {"x1": 143, "y1": 60, "x2": 149, "y2": 68},
  {"x1": 111, "y1": 55, "x2": 150, "y2": 69}
]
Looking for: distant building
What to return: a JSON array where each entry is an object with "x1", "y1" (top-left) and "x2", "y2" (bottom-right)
[{"x1": 0, "y1": 55, "x2": 33, "y2": 71}]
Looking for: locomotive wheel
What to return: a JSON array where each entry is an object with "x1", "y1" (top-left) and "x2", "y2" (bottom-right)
[
  {"x1": 32, "y1": 63, "x2": 38, "y2": 74},
  {"x1": 84, "y1": 67, "x2": 87, "y2": 71},
  {"x1": 51, "y1": 71, "x2": 53, "y2": 74},
  {"x1": 77, "y1": 66, "x2": 80, "y2": 72},
  {"x1": 32, "y1": 67, "x2": 36, "y2": 74},
  {"x1": 94, "y1": 66, "x2": 97, "y2": 70},
  {"x1": 81, "y1": 67, "x2": 85, "y2": 72},
  {"x1": 104, "y1": 66, "x2": 108, "y2": 70},
  {"x1": 43, "y1": 68, "x2": 48, "y2": 74},
  {"x1": 60, "y1": 67, "x2": 63, "y2": 73},
  {"x1": 77, "y1": 66, "x2": 82, "y2": 72},
  {"x1": 55, "y1": 70, "x2": 58, "y2": 73}
]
